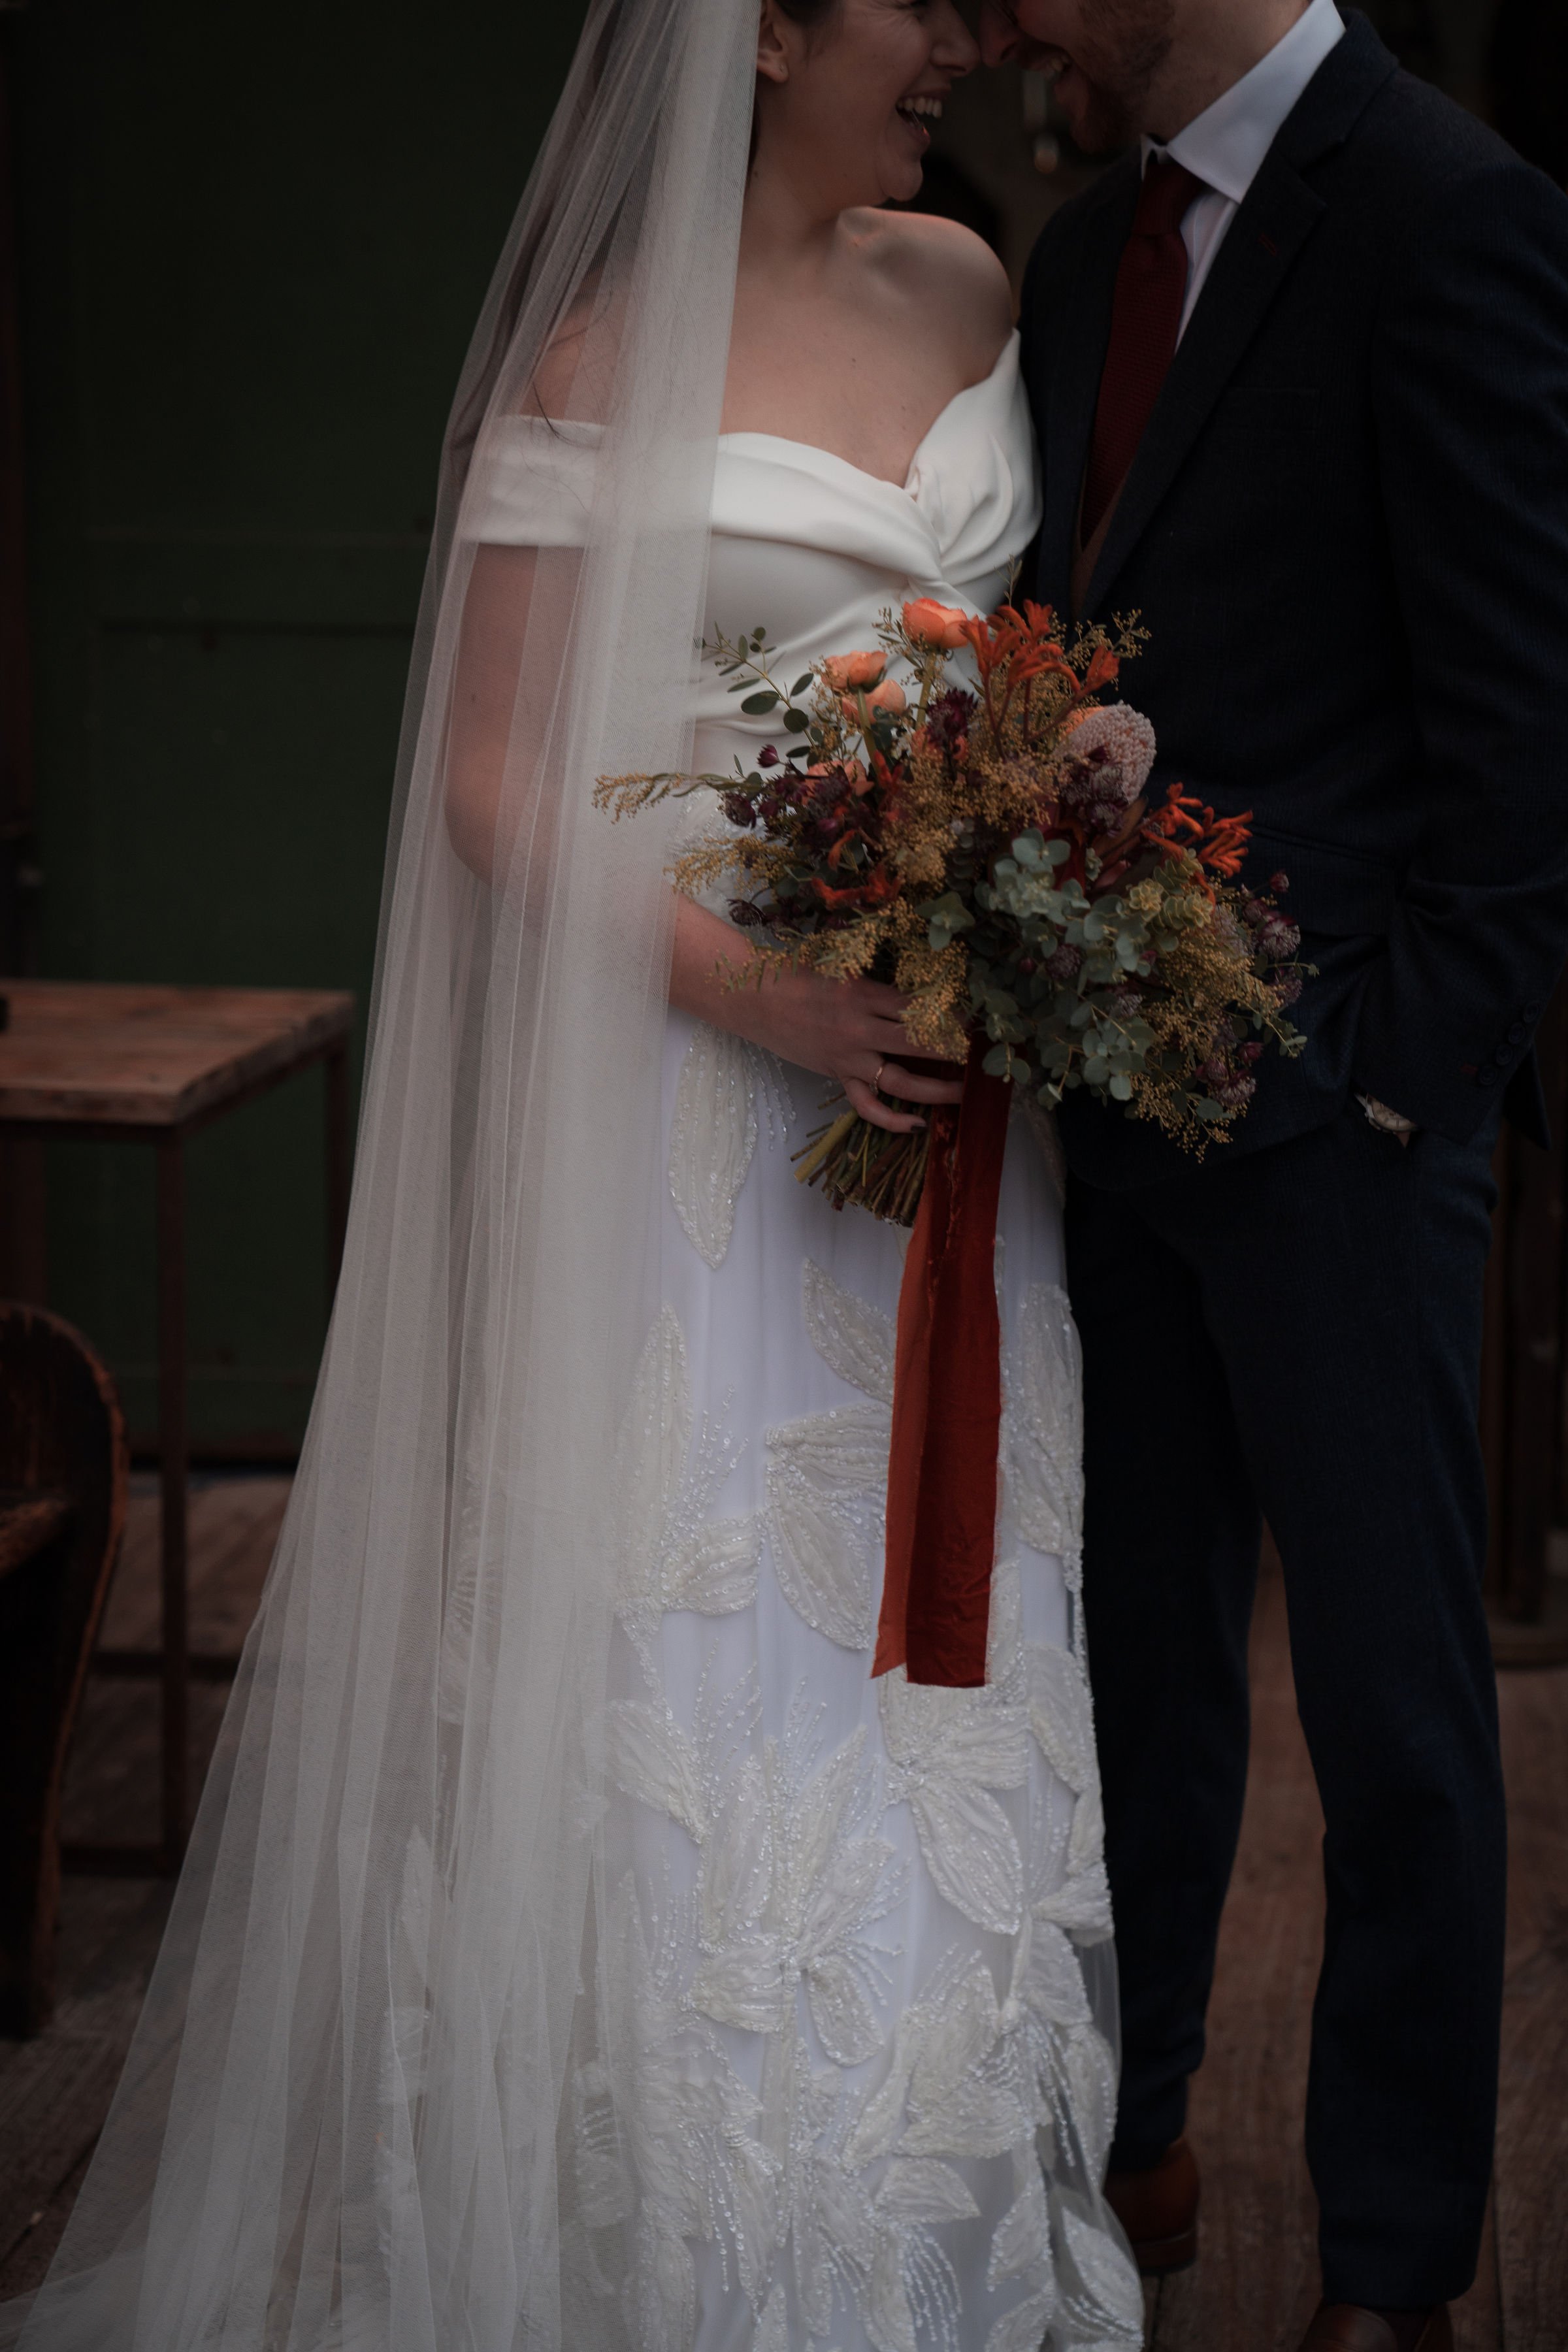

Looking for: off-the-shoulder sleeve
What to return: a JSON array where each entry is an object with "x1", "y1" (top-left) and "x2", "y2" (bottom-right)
[{"x1": 459, "y1": 415, "x2": 604, "y2": 547}]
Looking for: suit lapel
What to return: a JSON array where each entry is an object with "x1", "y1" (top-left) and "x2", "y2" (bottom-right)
[
  {"x1": 1074, "y1": 11, "x2": 1399, "y2": 617},
  {"x1": 1036, "y1": 162, "x2": 1139, "y2": 612}
]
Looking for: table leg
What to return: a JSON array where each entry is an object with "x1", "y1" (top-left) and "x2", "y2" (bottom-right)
[
  {"x1": 155, "y1": 1132, "x2": 189, "y2": 1870},
  {"x1": 324, "y1": 1040, "x2": 350, "y2": 1310},
  {"x1": 0, "y1": 1134, "x2": 47, "y2": 1302}
]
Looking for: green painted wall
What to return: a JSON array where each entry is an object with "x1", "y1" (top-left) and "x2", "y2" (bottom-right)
[{"x1": 14, "y1": 0, "x2": 587, "y2": 1449}]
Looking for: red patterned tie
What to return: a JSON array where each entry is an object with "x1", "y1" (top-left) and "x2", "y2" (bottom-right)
[{"x1": 1081, "y1": 157, "x2": 1207, "y2": 544}]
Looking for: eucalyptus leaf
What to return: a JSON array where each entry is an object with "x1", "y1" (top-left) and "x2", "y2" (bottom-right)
[{"x1": 740, "y1": 690, "x2": 780, "y2": 715}]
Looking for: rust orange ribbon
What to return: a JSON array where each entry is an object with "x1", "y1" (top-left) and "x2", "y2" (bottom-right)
[{"x1": 874, "y1": 1037, "x2": 1011, "y2": 1688}]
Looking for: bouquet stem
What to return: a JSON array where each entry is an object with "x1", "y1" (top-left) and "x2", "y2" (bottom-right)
[{"x1": 792, "y1": 1108, "x2": 931, "y2": 1226}]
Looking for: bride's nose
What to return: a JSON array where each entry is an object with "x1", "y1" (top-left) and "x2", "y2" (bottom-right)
[{"x1": 933, "y1": 0, "x2": 981, "y2": 74}]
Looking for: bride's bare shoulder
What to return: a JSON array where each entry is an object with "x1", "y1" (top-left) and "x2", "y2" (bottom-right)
[
  {"x1": 849, "y1": 208, "x2": 1013, "y2": 351},
  {"x1": 519, "y1": 273, "x2": 624, "y2": 424}
]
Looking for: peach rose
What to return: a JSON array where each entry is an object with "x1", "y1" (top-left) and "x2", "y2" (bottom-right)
[
  {"x1": 821, "y1": 650, "x2": 886, "y2": 692},
  {"x1": 863, "y1": 678, "x2": 907, "y2": 716},
  {"x1": 902, "y1": 596, "x2": 970, "y2": 650}
]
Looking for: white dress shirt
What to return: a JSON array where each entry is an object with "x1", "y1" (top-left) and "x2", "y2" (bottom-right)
[{"x1": 1145, "y1": 0, "x2": 1346, "y2": 340}]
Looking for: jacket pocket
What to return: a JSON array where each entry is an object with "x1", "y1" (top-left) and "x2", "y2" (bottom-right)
[{"x1": 1241, "y1": 825, "x2": 1399, "y2": 937}]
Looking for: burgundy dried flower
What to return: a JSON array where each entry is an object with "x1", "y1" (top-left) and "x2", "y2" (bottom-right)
[
  {"x1": 1108, "y1": 985, "x2": 1143, "y2": 1017},
  {"x1": 721, "y1": 791, "x2": 757, "y2": 828},
  {"x1": 1057, "y1": 751, "x2": 1133, "y2": 836},
  {"x1": 758, "y1": 745, "x2": 780, "y2": 768},
  {"x1": 1270, "y1": 870, "x2": 1290, "y2": 894},
  {"x1": 1257, "y1": 911, "x2": 1301, "y2": 962},
  {"x1": 1044, "y1": 941, "x2": 1083, "y2": 984},
  {"x1": 925, "y1": 686, "x2": 976, "y2": 755}
]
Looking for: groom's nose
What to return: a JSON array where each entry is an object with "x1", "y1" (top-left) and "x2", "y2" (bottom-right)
[{"x1": 977, "y1": 2, "x2": 1022, "y2": 67}]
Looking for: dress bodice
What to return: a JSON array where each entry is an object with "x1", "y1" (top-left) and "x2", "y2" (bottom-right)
[{"x1": 463, "y1": 333, "x2": 1041, "y2": 776}]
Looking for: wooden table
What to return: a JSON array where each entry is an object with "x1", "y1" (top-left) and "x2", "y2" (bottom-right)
[{"x1": 0, "y1": 981, "x2": 353, "y2": 1871}]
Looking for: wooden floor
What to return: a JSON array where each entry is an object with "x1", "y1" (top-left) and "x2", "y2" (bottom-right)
[
  {"x1": 1143, "y1": 1558, "x2": 1568, "y2": 2352},
  {"x1": 0, "y1": 1474, "x2": 287, "y2": 2304},
  {"x1": 2, "y1": 1486, "x2": 1565, "y2": 2347}
]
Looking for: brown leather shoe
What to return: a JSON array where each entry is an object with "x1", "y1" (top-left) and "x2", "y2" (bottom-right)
[
  {"x1": 1102, "y1": 2135, "x2": 1199, "y2": 2273},
  {"x1": 1296, "y1": 2304, "x2": 1454, "y2": 2352}
]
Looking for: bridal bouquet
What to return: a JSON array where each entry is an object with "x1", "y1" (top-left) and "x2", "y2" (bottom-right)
[{"x1": 596, "y1": 596, "x2": 1305, "y2": 1224}]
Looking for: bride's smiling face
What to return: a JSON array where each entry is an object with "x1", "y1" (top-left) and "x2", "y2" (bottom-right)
[{"x1": 753, "y1": 0, "x2": 981, "y2": 211}]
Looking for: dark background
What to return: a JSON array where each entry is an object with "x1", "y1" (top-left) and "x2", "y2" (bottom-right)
[{"x1": 0, "y1": 0, "x2": 1557, "y2": 1456}]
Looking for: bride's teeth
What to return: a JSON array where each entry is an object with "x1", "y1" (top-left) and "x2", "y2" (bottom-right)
[{"x1": 898, "y1": 96, "x2": 943, "y2": 120}]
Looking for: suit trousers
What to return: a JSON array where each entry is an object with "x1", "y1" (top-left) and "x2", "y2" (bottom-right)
[{"x1": 1066, "y1": 1100, "x2": 1507, "y2": 2306}]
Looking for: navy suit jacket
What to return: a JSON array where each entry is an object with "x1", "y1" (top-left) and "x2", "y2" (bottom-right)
[{"x1": 1019, "y1": 12, "x2": 1568, "y2": 1184}]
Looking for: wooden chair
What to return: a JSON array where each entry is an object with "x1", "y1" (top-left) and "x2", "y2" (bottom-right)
[{"x1": 0, "y1": 1301, "x2": 127, "y2": 2035}]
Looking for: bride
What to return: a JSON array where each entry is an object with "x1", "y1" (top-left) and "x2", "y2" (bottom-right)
[{"x1": 8, "y1": 4, "x2": 1138, "y2": 2349}]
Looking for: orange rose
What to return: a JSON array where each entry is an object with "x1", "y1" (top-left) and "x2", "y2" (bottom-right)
[
  {"x1": 821, "y1": 650, "x2": 886, "y2": 692},
  {"x1": 902, "y1": 596, "x2": 970, "y2": 650},
  {"x1": 863, "y1": 678, "x2": 907, "y2": 715}
]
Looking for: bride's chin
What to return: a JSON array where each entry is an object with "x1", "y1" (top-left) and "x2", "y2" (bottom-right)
[{"x1": 878, "y1": 148, "x2": 926, "y2": 206}]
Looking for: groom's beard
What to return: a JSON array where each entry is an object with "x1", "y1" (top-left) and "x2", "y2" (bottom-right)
[{"x1": 1045, "y1": 0, "x2": 1176, "y2": 152}]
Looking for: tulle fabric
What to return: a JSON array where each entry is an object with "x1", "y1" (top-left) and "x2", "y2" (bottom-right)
[{"x1": 6, "y1": 3, "x2": 757, "y2": 2345}]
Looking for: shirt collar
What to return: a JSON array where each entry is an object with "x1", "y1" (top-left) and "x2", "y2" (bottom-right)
[{"x1": 1141, "y1": 0, "x2": 1346, "y2": 203}]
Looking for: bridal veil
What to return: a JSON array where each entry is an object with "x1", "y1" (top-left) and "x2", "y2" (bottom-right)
[{"x1": 7, "y1": 2, "x2": 760, "y2": 2344}]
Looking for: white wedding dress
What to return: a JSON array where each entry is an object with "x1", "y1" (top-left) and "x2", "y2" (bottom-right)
[{"x1": 471, "y1": 335, "x2": 1139, "y2": 2352}]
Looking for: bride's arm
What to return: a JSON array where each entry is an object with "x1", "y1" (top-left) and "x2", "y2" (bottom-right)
[
  {"x1": 670, "y1": 897, "x2": 963, "y2": 1135},
  {"x1": 445, "y1": 544, "x2": 540, "y2": 881}
]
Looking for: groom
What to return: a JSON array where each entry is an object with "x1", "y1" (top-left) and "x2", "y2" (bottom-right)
[{"x1": 981, "y1": 1, "x2": 1568, "y2": 2347}]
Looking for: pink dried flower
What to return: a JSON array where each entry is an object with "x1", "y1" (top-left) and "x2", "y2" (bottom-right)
[{"x1": 1061, "y1": 703, "x2": 1156, "y2": 794}]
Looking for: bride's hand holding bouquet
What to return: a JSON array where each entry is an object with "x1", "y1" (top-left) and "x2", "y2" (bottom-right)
[{"x1": 666, "y1": 915, "x2": 966, "y2": 1136}]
